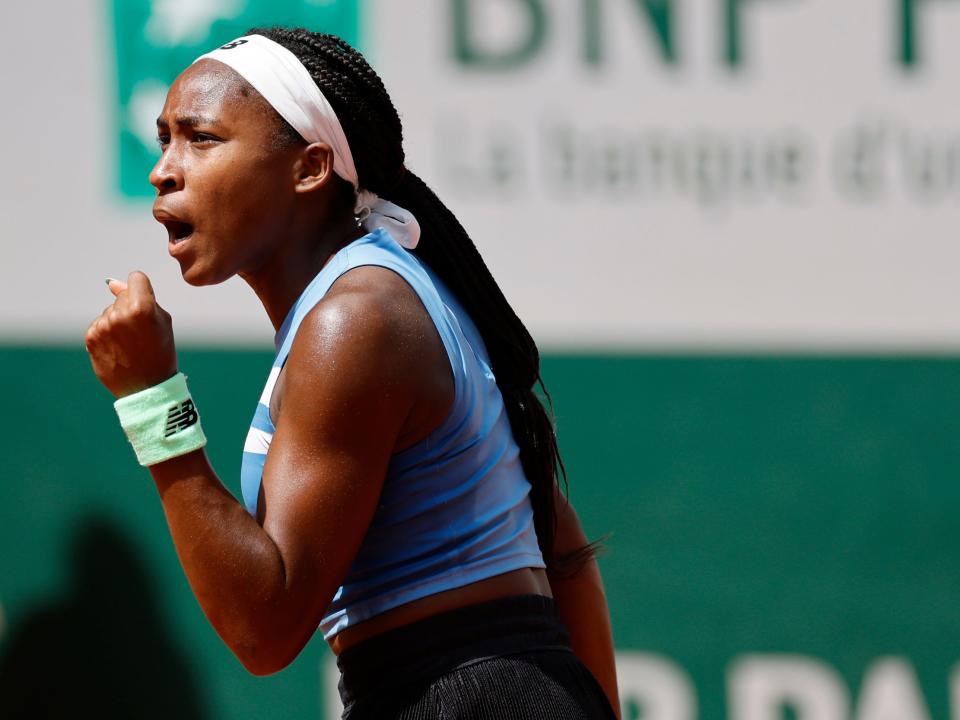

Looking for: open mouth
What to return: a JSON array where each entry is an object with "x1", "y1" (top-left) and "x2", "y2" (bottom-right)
[{"x1": 166, "y1": 221, "x2": 194, "y2": 245}]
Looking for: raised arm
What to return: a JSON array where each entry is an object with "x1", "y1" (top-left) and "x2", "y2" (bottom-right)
[
  {"x1": 548, "y1": 487, "x2": 621, "y2": 718},
  {"x1": 84, "y1": 271, "x2": 423, "y2": 674}
]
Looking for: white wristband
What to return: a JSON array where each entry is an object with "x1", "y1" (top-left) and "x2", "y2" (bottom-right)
[{"x1": 114, "y1": 372, "x2": 207, "y2": 466}]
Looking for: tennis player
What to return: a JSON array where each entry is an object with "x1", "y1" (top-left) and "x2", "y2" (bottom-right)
[{"x1": 85, "y1": 28, "x2": 619, "y2": 719}]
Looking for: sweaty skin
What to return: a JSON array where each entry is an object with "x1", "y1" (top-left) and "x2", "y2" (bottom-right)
[{"x1": 85, "y1": 59, "x2": 619, "y2": 716}]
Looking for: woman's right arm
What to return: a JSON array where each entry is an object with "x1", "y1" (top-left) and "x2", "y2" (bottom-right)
[{"x1": 547, "y1": 487, "x2": 621, "y2": 718}]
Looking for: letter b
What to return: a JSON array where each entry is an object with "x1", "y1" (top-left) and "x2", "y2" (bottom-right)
[
  {"x1": 729, "y1": 655, "x2": 851, "y2": 720},
  {"x1": 452, "y1": 0, "x2": 547, "y2": 70}
]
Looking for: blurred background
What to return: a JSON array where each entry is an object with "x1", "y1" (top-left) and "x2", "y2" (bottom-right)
[{"x1": 2, "y1": 1, "x2": 959, "y2": 717}]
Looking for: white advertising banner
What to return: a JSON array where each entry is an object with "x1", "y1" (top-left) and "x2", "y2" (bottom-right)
[{"x1": 2, "y1": 0, "x2": 959, "y2": 349}]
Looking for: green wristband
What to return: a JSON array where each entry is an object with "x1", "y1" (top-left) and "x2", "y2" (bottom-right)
[{"x1": 114, "y1": 372, "x2": 207, "y2": 466}]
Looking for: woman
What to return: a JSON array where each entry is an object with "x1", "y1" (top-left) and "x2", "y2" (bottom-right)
[{"x1": 85, "y1": 27, "x2": 619, "y2": 719}]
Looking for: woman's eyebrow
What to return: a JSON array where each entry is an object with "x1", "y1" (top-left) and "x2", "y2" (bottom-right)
[{"x1": 156, "y1": 115, "x2": 223, "y2": 130}]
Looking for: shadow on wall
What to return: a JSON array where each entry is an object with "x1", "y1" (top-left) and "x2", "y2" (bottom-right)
[{"x1": 0, "y1": 515, "x2": 206, "y2": 719}]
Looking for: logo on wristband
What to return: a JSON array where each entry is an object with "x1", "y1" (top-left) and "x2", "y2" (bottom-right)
[{"x1": 165, "y1": 399, "x2": 199, "y2": 437}]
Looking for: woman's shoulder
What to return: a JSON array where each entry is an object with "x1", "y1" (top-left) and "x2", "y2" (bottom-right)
[
  {"x1": 305, "y1": 264, "x2": 436, "y2": 348},
  {"x1": 282, "y1": 264, "x2": 454, "y2": 449}
]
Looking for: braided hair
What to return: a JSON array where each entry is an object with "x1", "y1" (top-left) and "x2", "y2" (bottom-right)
[{"x1": 246, "y1": 26, "x2": 597, "y2": 575}]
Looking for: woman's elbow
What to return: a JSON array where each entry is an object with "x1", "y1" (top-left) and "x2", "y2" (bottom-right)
[
  {"x1": 221, "y1": 593, "x2": 337, "y2": 676},
  {"x1": 233, "y1": 637, "x2": 300, "y2": 676},
  {"x1": 214, "y1": 610, "x2": 306, "y2": 676}
]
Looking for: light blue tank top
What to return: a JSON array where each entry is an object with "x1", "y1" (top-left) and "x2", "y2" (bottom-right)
[{"x1": 239, "y1": 228, "x2": 545, "y2": 639}]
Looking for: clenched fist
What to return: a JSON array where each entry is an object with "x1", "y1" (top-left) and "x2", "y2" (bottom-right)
[{"x1": 85, "y1": 271, "x2": 179, "y2": 398}]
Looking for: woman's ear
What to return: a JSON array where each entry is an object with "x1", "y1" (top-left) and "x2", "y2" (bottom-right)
[{"x1": 293, "y1": 142, "x2": 335, "y2": 194}]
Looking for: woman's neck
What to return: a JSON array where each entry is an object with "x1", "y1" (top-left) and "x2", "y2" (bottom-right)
[{"x1": 240, "y1": 213, "x2": 365, "y2": 332}]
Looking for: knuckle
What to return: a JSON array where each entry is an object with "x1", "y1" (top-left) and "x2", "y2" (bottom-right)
[{"x1": 128, "y1": 300, "x2": 150, "y2": 319}]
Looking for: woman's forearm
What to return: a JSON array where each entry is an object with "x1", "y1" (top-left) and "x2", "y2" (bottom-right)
[
  {"x1": 148, "y1": 449, "x2": 305, "y2": 674},
  {"x1": 548, "y1": 493, "x2": 621, "y2": 718}
]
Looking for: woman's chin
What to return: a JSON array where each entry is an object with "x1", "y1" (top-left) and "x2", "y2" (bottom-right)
[{"x1": 177, "y1": 259, "x2": 228, "y2": 287}]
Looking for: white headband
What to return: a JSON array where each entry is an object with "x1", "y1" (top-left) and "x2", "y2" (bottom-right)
[{"x1": 195, "y1": 35, "x2": 421, "y2": 250}]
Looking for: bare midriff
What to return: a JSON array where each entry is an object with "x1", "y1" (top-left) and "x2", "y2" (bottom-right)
[{"x1": 328, "y1": 567, "x2": 553, "y2": 655}]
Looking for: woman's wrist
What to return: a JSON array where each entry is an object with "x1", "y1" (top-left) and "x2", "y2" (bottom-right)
[{"x1": 114, "y1": 371, "x2": 207, "y2": 466}]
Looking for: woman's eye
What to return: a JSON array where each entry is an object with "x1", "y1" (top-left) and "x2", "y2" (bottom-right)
[{"x1": 156, "y1": 136, "x2": 169, "y2": 148}]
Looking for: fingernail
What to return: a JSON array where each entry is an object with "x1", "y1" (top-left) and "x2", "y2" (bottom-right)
[{"x1": 105, "y1": 277, "x2": 117, "y2": 286}]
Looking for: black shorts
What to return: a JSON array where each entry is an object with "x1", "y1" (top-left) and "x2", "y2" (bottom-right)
[{"x1": 335, "y1": 594, "x2": 617, "y2": 719}]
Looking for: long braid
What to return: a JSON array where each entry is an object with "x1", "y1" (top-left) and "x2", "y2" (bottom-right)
[{"x1": 248, "y1": 26, "x2": 597, "y2": 575}]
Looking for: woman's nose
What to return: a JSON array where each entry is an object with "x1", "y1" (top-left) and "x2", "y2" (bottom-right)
[{"x1": 149, "y1": 149, "x2": 184, "y2": 193}]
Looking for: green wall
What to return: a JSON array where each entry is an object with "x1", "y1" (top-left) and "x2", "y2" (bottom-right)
[{"x1": 1, "y1": 348, "x2": 958, "y2": 717}]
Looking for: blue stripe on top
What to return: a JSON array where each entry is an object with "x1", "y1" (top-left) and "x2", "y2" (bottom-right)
[{"x1": 239, "y1": 228, "x2": 545, "y2": 639}]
